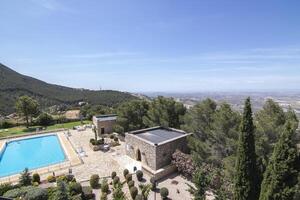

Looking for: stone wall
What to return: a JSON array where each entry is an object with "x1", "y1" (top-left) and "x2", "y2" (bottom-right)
[
  {"x1": 125, "y1": 134, "x2": 189, "y2": 170},
  {"x1": 93, "y1": 118, "x2": 116, "y2": 135},
  {"x1": 155, "y1": 136, "x2": 189, "y2": 169},
  {"x1": 125, "y1": 134, "x2": 157, "y2": 169}
]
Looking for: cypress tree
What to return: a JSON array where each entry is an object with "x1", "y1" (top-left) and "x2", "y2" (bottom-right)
[
  {"x1": 259, "y1": 122, "x2": 299, "y2": 200},
  {"x1": 234, "y1": 97, "x2": 259, "y2": 200}
]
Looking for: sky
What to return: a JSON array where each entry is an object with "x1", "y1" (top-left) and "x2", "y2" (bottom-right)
[{"x1": 1, "y1": 0, "x2": 300, "y2": 92}]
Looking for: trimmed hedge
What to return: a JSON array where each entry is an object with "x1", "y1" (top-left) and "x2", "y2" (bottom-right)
[
  {"x1": 113, "y1": 176, "x2": 120, "y2": 185},
  {"x1": 125, "y1": 174, "x2": 132, "y2": 183},
  {"x1": 111, "y1": 171, "x2": 117, "y2": 179},
  {"x1": 47, "y1": 175, "x2": 56, "y2": 183},
  {"x1": 128, "y1": 180, "x2": 135, "y2": 188},
  {"x1": 136, "y1": 170, "x2": 143, "y2": 181},
  {"x1": 130, "y1": 186, "x2": 138, "y2": 199},
  {"x1": 123, "y1": 169, "x2": 129, "y2": 177},
  {"x1": 32, "y1": 173, "x2": 40, "y2": 184},
  {"x1": 160, "y1": 187, "x2": 169, "y2": 199},
  {"x1": 89, "y1": 174, "x2": 100, "y2": 189}
]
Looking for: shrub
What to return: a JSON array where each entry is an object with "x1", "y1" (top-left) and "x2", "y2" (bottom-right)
[
  {"x1": 24, "y1": 187, "x2": 48, "y2": 200},
  {"x1": 3, "y1": 186, "x2": 46, "y2": 200},
  {"x1": 32, "y1": 182, "x2": 39, "y2": 187},
  {"x1": 128, "y1": 180, "x2": 135, "y2": 188},
  {"x1": 47, "y1": 187, "x2": 57, "y2": 199},
  {"x1": 32, "y1": 173, "x2": 40, "y2": 184},
  {"x1": 172, "y1": 150, "x2": 196, "y2": 178},
  {"x1": 37, "y1": 113, "x2": 54, "y2": 127},
  {"x1": 111, "y1": 171, "x2": 117, "y2": 179},
  {"x1": 123, "y1": 169, "x2": 129, "y2": 177},
  {"x1": 89, "y1": 174, "x2": 100, "y2": 189},
  {"x1": 82, "y1": 186, "x2": 95, "y2": 200},
  {"x1": 109, "y1": 134, "x2": 114, "y2": 139},
  {"x1": 3, "y1": 187, "x2": 27, "y2": 198},
  {"x1": 97, "y1": 139, "x2": 104, "y2": 145},
  {"x1": 130, "y1": 186, "x2": 138, "y2": 199},
  {"x1": 0, "y1": 183, "x2": 14, "y2": 196},
  {"x1": 19, "y1": 168, "x2": 32, "y2": 186},
  {"x1": 101, "y1": 192, "x2": 108, "y2": 200},
  {"x1": 113, "y1": 176, "x2": 120, "y2": 185},
  {"x1": 90, "y1": 138, "x2": 95, "y2": 145},
  {"x1": 68, "y1": 182, "x2": 82, "y2": 196},
  {"x1": 0, "y1": 121, "x2": 13, "y2": 129},
  {"x1": 125, "y1": 174, "x2": 132, "y2": 182},
  {"x1": 136, "y1": 170, "x2": 143, "y2": 181},
  {"x1": 101, "y1": 179, "x2": 109, "y2": 193},
  {"x1": 54, "y1": 181, "x2": 69, "y2": 200},
  {"x1": 135, "y1": 194, "x2": 143, "y2": 200},
  {"x1": 70, "y1": 194, "x2": 82, "y2": 200},
  {"x1": 66, "y1": 174, "x2": 76, "y2": 182},
  {"x1": 47, "y1": 175, "x2": 56, "y2": 183},
  {"x1": 160, "y1": 187, "x2": 169, "y2": 199},
  {"x1": 56, "y1": 175, "x2": 67, "y2": 182}
]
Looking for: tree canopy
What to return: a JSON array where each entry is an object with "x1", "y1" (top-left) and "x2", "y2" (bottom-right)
[
  {"x1": 15, "y1": 95, "x2": 39, "y2": 127},
  {"x1": 234, "y1": 97, "x2": 259, "y2": 200},
  {"x1": 259, "y1": 122, "x2": 300, "y2": 200},
  {"x1": 114, "y1": 100, "x2": 149, "y2": 133},
  {"x1": 143, "y1": 96, "x2": 186, "y2": 129}
]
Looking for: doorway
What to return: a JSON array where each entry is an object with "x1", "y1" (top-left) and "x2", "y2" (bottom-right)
[{"x1": 136, "y1": 149, "x2": 141, "y2": 161}]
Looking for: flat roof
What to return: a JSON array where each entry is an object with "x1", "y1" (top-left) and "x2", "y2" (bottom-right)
[
  {"x1": 131, "y1": 127, "x2": 187, "y2": 145},
  {"x1": 94, "y1": 114, "x2": 117, "y2": 121}
]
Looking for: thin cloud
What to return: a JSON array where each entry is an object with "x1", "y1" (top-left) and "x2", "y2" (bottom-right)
[
  {"x1": 30, "y1": 0, "x2": 75, "y2": 13},
  {"x1": 63, "y1": 52, "x2": 140, "y2": 59}
]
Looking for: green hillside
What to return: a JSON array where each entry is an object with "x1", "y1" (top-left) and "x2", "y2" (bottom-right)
[{"x1": 0, "y1": 63, "x2": 137, "y2": 115}]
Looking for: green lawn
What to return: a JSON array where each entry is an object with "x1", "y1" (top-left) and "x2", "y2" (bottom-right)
[{"x1": 0, "y1": 120, "x2": 91, "y2": 138}]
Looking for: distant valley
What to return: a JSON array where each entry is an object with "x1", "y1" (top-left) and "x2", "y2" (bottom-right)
[{"x1": 144, "y1": 91, "x2": 300, "y2": 117}]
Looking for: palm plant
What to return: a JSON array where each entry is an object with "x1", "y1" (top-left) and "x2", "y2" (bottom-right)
[
  {"x1": 138, "y1": 184, "x2": 152, "y2": 200},
  {"x1": 112, "y1": 182, "x2": 127, "y2": 200}
]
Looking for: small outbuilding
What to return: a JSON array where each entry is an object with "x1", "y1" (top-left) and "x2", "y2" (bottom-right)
[
  {"x1": 92, "y1": 114, "x2": 117, "y2": 135},
  {"x1": 125, "y1": 126, "x2": 191, "y2": 179}
]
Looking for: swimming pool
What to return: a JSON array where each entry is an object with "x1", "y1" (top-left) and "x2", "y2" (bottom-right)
[{"x1": 0, "y1": 134, "x2": 66, "y2": 177}]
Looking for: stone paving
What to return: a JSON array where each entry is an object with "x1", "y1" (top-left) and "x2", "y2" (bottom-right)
[{"x1": 1, "y1": 127, "x2": 194, "y2": 199}]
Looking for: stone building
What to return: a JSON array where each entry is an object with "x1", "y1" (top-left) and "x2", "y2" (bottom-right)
[
  {"x1": 92, "y1": 114, "x2": 117, "y2": 135},
  {"x1": 125, "y1": 126, "x2": 191, "y2": 179}
]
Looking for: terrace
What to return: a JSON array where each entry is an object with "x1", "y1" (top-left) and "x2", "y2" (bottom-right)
[{"x1": 0, "y1": 127, "x2": 193, "y2": 199}]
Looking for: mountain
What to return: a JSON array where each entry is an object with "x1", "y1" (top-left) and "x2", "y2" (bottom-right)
[{"x1": 0, "y1": 63, "x2": 137, "y2": 115}]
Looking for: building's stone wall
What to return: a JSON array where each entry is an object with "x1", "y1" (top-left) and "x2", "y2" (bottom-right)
[
  {"x1": 125, "y1": 134, "x2": 156, "y2": 169},
  {"x1": 125, "y1": 133, "x2": 189, "y2": 170},
  {"x1": 155, "y1": 136, "x2": 189, "y2": 169},
  {"x1": 93, "y1": 117, "x2": 116, "y2": 135}
]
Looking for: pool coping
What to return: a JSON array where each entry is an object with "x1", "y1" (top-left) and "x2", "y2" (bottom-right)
[{"x1": 0, "y1": 131, "x2": 82, "y2": 184}]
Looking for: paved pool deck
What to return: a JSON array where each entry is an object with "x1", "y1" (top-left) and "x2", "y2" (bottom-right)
[
  {"x1": 0, "y1": 128, "x2": 194, "y2": 200},
  {"x1": 0, "y1": 131, "x2": 82, "y2": 184}
]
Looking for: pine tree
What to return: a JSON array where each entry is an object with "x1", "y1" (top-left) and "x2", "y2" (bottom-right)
[
  {"x1": 234, "y1": 97, "x2": 259, "y2": 200},
  {"x1": 259, "y1": 122, "x2": 300, "y2": 200}
]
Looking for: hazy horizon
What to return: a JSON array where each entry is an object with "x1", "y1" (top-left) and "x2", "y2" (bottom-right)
[{"x1": 1, "y1": 0, "x2": 300, "y2": 92}]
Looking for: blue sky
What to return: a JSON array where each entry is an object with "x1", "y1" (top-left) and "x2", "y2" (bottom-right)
[{"x1": 1, "y1": 0, "x2": 300, "y2": 92}]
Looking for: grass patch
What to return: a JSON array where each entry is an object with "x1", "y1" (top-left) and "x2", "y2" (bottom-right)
[{"x1": 0, "y1": 120, "x2": 91, "y2": 138}]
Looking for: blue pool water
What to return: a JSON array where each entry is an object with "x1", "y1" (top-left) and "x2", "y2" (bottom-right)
[{"x1": 0, "y1": 134, "x2": 66, "y2": 177}]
